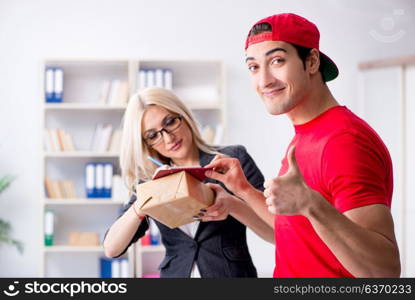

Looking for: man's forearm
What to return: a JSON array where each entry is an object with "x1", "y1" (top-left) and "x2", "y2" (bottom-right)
[
  {"x1": 305, "y1": 194, "x2": 400, "y2": 277},
  {"x1": 238, "y1": 185, "x2": 275, "y2": 229},
  {"x1": 230, "y1": 197, "x2": 275, "y2": 244}
]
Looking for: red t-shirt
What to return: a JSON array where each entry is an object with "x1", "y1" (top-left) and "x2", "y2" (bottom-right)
[{"x1": 274, "y1": 106, "x2": 393, "y2": 278}]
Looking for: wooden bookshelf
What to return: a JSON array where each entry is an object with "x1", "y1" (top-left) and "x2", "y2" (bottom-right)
[{"x1": 41, "y1": 58, "x2": 226, "y2": 278}]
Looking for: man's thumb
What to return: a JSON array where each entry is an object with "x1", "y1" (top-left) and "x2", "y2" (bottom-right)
[
  {"x1": 287, "y1": 146, "x2": 299, "y2": 173},
  {"x1": 205, "y1": 169, "x2": 225, "y2": 183}
]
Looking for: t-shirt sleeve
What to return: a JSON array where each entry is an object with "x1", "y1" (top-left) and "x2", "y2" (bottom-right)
[{"x1": 321, "y1": 133, "x2": 391, "y2": 213}]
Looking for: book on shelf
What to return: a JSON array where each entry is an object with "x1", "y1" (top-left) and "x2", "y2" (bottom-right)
[
  {"x1": 98, "y1": 80, "x2": 111, "y2": 104},
  {"x1": 104, "y1": 163, "x2": 113, "y2": 198},
  {"x1": 97, "y1": 79, "x2": 129, "y2": 105},
  {"x1": 44, "y1": 129, "x2": 76, "y2": 152},
  {"x1": 146, "y1": 70, "x2": 155, "y2": 88},
  {"x1": 120, "y1": 259, "x2": 129, "y2": 278},
  {"x1": 155, "y1": 69, "x2": 163, "y2": 88},
  {"x1": 60, "y1": 180, "x2": 77, "y2": 198},
  {"x1": 68, "y1": 232, "x2": 100, "y2": 246},
  {"x1": 112, "y1": 174, "x2": 129, "y2": 204},
  {"x1": 85, "y1": 163, "x2": 95, "y2": 198},
  {"x1": 44, "y1": 177, "x2": 77, "y2": 199},
  {"x1": 56, "y1": 129, "x2": 66, "y2": 151},
  {"x1": 48, "y1": 179, "x2": 63, "y2": 198},
  {"x1": 173, "y1": 86, "x2": 219, "y2": 107},
  {"x1": 108, "y1": 129, "x2": 122, "y2": 153},
  {"x1": 45, "y1": 68, "x2": 54, "y2": 102},
  {"x1": 200, "y1": 124, "x2": 223, "y2": 145},
  {"x1": 111, "y1": 259, "x2": 121, "y2": 278},
  {"x1": 164, "y1": 69, "x2": 173, "y2": 90},
  {"x1": 64, "y1": 131, "x2": 76, "y2": 151},
  {"x1": 46, "y1": 129, "x2": 60, "y2": 152},
  {"x1": 45, "y1": 67, "x2": 64, "y2": 103},
  {"x1": 201, "y1": 125, "x2": 215, "y2": 144},
  {"x1": 212, "y1": 124, "x2": 223, "y2": 145},
  {"x1": 90, "y1": 124, "x2": 113, "y2": 152},
  {"x1": 95, "y1": 163, "x2": 104, "y2": 198},
  {"x1": 85, "y1": 162, "x2": 113, "y2": 198},
  {"x1": 100, "y1": 257, "x2": 129, "y2": 278},
  {"x1": 90, "y1": 125, "x2": 121, "y2": 153},
  {"x1": 137, "y1": 68, "x2": 173, "y2": 91},
  {"x1": 54, "y1": 68, "x2": 64, "y2": 103}
]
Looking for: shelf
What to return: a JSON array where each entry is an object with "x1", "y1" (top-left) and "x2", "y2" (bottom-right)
[
  {"x1": 44, "y1": 245, "x2": 163, "y2": 254},
  {"x1": 44, "y1": 151, "x2": 119, "y2": 158},
  {"x1": 44, "y1": 101, "x2": 221, "y2": 111},
  {"x1": 139, "y1": 245, "x2": 165, "y2": 253},
  {"x1": 44, "y1": 103, "x2": 127, "y2": 110},
  {"x1": 44, "y1": 198, "x2": 125, "y2": 205},
  {"x1": 44, "y1": 245, "x2": 104, "y2": 253},
  {"x1": 43, "y1": 101, "x2": 221, "y2": 111},
  {"x1": 185, "y1": 101, "x2": 221, "y2": 110}
]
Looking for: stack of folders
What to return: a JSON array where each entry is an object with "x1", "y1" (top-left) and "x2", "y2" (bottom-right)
[
  {"x1": 141, "y1": 219, "x2": 161, "y2": 246},
  {"x1": 100, "y1": 257, "x2": 129, "y2": 278},
  {"x1": 45, "y1": 67, "x2": 64, "y2": 103},
  {"x1": 137, "y1": 68, "x2": 173, "y2": 91},
  {"x1": 85, "y1": 163, "x2": 113, "y2": 198}
]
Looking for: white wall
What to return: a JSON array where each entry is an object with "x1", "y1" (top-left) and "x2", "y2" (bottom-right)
[{"x1": 0, "y1": 0, "x2": 414, "y2": 277}]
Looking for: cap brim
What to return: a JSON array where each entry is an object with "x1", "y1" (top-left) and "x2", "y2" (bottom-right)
[{"x1": 319, "y1": 52, "x2": 338, "y2": 82}]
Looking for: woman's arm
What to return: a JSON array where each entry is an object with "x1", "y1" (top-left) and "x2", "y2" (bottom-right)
[
  {"x1": 103, "y1": 200, "x2": 146, "y2": 258},
  {"x1": 104, "y1": 166, "x2": 171, "y2": 258}
]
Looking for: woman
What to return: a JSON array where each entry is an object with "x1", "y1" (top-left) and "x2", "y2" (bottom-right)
[{"x1": 103, "y1": 87, "x2": 273, "y2": 278}]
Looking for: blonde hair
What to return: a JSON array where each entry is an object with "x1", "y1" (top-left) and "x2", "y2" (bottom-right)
[{"x1": 120, "y1": 87, "x2": 218, "y2": 192}]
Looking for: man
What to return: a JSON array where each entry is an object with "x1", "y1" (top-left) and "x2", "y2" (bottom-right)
[{"x1": 202, "y1": 13, "x2": 400, "y2": 277}]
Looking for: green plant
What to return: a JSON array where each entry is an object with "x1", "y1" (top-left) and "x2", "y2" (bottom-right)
[{"x1": 0, "y1": 175, "x2": 23, "y2": 254}]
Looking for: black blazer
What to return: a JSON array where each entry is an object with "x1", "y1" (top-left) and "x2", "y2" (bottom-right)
[{"x1": 112, "y1": 145, "x2": 265, "y2": 278}]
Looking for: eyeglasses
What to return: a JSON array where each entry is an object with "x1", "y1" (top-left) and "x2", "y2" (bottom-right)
[{"x1": 143, "y1": 115, "x2": 183, "y2": 146}]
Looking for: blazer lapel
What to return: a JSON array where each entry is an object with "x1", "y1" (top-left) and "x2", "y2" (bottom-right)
[{"x1": 194, "y1": 149, "x2": 227, "y2": 241}]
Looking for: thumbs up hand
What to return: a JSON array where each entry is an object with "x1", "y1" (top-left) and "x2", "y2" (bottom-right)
[{"x1": 263, "y1": 146, "x2": 320, "y2": 216}]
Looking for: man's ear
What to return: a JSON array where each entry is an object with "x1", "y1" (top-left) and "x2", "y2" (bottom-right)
[{"x1": 307, "y1": 49, "x2": 320, "y2": 75}]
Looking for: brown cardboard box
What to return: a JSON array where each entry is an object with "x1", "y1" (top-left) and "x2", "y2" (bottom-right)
[{"x1": 136, "y1": 171, "x2": 214, "y2": 229}]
